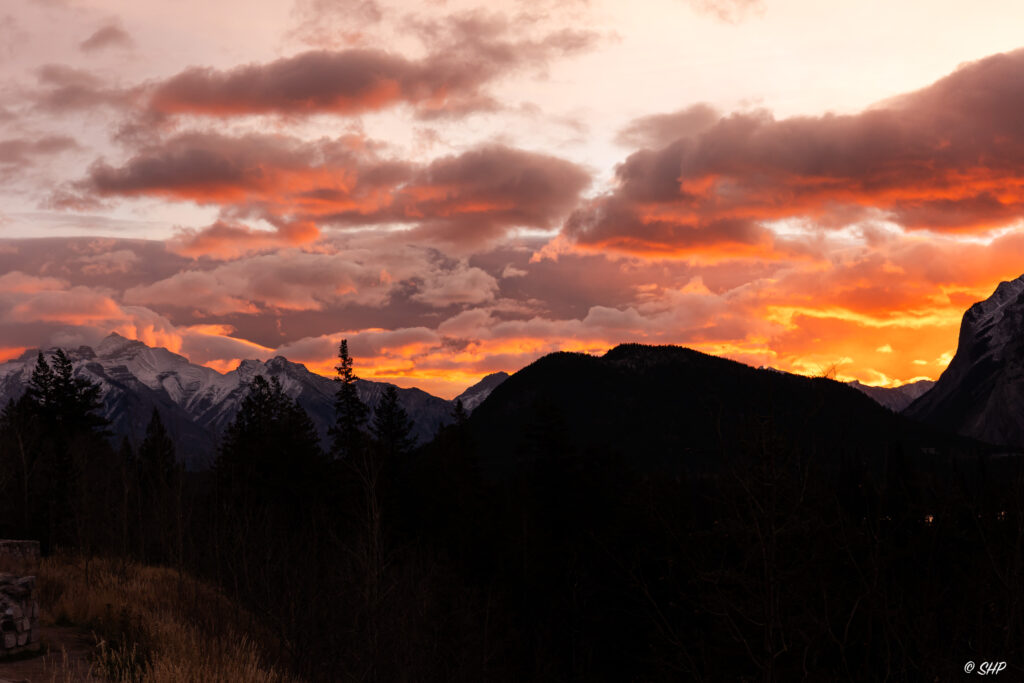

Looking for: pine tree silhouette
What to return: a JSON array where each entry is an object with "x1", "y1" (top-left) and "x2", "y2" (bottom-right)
[
  {"x1": 330, "y1": 339, "x2": 369, "y2": 460},
  {"x1": 139, "y1": 408, "x2": 176, "y2": 488},
  {"x1": 452, "y1": 397, "x2": 469, "y2": 426},
  {"x1": 217, "y1": 374, "x2": 324, "y2": 507},
  {"x1": 372, "y1": 385, "x2": 414, "y2": 460}
]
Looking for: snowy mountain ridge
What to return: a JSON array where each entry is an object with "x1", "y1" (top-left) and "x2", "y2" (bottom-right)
[{"x1": 0, "y1": 333, "x2": 507, "y2": 467}]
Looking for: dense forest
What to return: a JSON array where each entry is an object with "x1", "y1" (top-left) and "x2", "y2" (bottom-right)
[{"x1": 1, "y1": 341, "x2": 1022, "y2": 681}]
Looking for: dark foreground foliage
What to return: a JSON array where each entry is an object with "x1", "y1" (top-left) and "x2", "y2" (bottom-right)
[{"x1": 1, "y1": 343, "x2": 1023, "y2": 681}]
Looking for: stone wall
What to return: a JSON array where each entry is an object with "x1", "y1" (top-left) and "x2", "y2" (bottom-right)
[
  {"x1": 0, "y1": 574, "x2": 40, "y2": 657},
  {"x1": 0, "y1": 541, "x2": 42, "y2": 659},
  {"x1": 0, "y1": 541, "x2": 40, "y2": 564}
]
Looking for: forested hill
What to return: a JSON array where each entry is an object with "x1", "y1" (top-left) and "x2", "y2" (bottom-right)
[{"x1": 464, "y1": 343, "x2": 991, "y2": 475}]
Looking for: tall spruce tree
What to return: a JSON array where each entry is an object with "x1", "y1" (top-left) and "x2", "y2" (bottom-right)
[
  {"x1": 372, "y1": 385, "x2": 414, "y2": 460},
  {"x1": 139, "y1": 408, "x2": 176, "y2": 488},
  {"x1": 49, "y1": 348, "x2": 107, "y2": 433},
  {"x1": 136, "y1": 408, "x2": 179, "y2": 562},
  {"x1": 25, "y1": 352, "x2": 54, "y2": 409},
  {"x1": 451, "y1": 398, "x2": 469, "y2": 426},
  {"x1": 330, "y1": 339, "x2": 368, "y2": 460},
  {"x1": 15, "y1": 349, "x2": 111, "y2": 552},
  {"x1": 216, "y1": 374, "x2": 324, "y2": 506}
]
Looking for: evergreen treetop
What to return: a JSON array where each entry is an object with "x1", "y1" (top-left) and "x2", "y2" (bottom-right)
[
  {"x1": 372, "y1": 385, "x2": 414, "y2": 459},
  {"x1": 330, "y1": 339, "x2": 369, "y2": 460}
]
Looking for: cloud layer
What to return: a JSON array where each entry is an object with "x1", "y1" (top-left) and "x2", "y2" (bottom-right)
[{"x1": 5, "y1": 2, "x2": 1024, "y2": 398}]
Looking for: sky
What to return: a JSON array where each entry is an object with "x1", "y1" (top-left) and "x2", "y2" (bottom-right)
[{"x1": 2, "y1": 0, "x2": 1024, "y2": 397}]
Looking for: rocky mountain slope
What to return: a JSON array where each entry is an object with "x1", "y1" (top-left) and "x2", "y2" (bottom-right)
[{"x1": 905, "y1": 275, "x2": 1024, "y2": 448}]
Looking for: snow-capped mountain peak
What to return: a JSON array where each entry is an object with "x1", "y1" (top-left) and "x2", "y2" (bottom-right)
[{"x1": 0, "y1": 335, "x2": 462, "y2": 467}]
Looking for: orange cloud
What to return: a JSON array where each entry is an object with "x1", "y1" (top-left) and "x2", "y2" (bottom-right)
[
  {"x1": 571, "y1": 49, "x2": 1024, "y2": 255},
  {"x1": 76, "y1": 135, "x2": 589, "y2": 251}
]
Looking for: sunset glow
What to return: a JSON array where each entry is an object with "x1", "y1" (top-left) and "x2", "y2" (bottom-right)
[{"x1": 4, "y1": 0, "x2": 1024, "y2": 396}]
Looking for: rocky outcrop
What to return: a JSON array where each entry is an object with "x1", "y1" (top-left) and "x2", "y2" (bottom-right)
[
  {"x1": 905, "y1": 275, "x2": 1024, "y2": 447},
  {"x1": 453, "y1": 372, "x2": 509, "y2": 411}
]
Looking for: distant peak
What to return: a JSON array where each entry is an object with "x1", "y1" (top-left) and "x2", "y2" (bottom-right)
[{"x1": 96, "y1": 332, "x2": 149, "y2": 359}]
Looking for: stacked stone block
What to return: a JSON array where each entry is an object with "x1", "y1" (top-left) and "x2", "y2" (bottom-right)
[
  {"x1": 0, "y1": 541, "x2": 42, "y2": 659},
  {"x1": 0, "y1": 541, "x2": 40, "y2": 564},
  {"x1": 0, "y1": 574, "x2": 40, "y2": 657}
]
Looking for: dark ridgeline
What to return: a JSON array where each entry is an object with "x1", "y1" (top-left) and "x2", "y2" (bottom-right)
[{"x1": 1, "y1": 329, "x2": 1023, "y2": 680}]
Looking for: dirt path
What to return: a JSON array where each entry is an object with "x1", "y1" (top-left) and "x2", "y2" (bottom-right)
[{"x1": 0, "y1": 625, "x2": 98, "y2": 683}]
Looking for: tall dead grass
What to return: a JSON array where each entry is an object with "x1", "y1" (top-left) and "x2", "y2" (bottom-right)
[{"x1": 33, "y1": 555, "x2": 302, "y2": 683}]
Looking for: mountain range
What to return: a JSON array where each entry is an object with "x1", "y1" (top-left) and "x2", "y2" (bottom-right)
[
  {"x1": 0, "y1": 333, "x2": 507, "y2": 467},
  {"x1": 6, "y1": 272, "x2": 1024, "y2": 466},
  {"x1": 847, "y1": 379, "x2": 935, "y2": 412}
]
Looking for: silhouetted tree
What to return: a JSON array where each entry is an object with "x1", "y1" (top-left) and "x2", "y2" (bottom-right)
[
  {"x1": 25, "y1": 352, "x2": 54, "y2": 408},
  {"x1": 452, "y1": 397, "x2": 469, "y2": 426},
  {"x1": 208, "y1": 373, "x2": 336, "y2": 675},
  {"x1": 50, "y1": 348, "x2": 107, "y2": 434},
  {"x1": 139, "y1": 408, "x2": 176, "y2": 487},
  {"x1": 330, "y1": 339, "x2": 369, "y2": 461},
  {"x1": 217, "y1": 375, "x2": 324, "y2": 502},
  {"x1": 372, "y1": 385, "x2": 414, "y2": 461},
  {"x1": 136, "y1": 408, "x2": 180, "y2": 563},
  {"x1": 14, "y1": 349, "x2": 112, "y2": 552}
]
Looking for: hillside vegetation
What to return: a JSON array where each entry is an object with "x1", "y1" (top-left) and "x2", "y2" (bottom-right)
[{"x1": 2, "y1": 341, "x2": 1023, "y2": 680}]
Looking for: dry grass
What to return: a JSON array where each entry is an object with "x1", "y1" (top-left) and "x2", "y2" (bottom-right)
[{"x1": 25, "y1": 555, "x2": 303, "y2": 683}]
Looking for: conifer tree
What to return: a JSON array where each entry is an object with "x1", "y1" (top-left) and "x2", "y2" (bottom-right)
[
  {"x1": 47, "y1": 348, "x2": 107, "y2": 433},
  {"x1": 139, "y1": 408, "x2": 177, "y2": 488},
  {"x1": 17, "y1": 349, "x2": 110, "y2": 551},
  {"x1": 25, "y1": 352, "x2": 54, "y2": 409},
  {"x1": 137, "y1": 408, "x2": 179, "y2": 563},
  {"x1": 217, "y1": 374, "x2": 323, "y2": 504},
  {"x1": 372, "y1": 385, "x2": 414, "y2": 460},
  {"x1": 452, "y1": 398, "x2": 469, "y2": 426},
  {"x1": 330, "y1": 339, "x2": 368, "y2": 460}
]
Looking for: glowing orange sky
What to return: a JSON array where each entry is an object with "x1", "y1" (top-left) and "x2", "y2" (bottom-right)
[{"x1": 3, "y1": 0, "x2": 1024, "y2": 398}]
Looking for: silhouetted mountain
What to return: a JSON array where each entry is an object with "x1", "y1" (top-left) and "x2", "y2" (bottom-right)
[
  {"x1": 406, "y1": 343, "x2": 1006, "y2": 681},
  {"x1": 464, "y1": 343, "x2": 984, "y2": 475},
  {"x1": 848, "y1": 379, "x2": 935, "y2": 412},
  {"x1": 906, "y1": 276, "x2": 1024, "y2": 448},
  {"x1": 0, "y1": 333, "x2": 456, "y2": 466}
]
